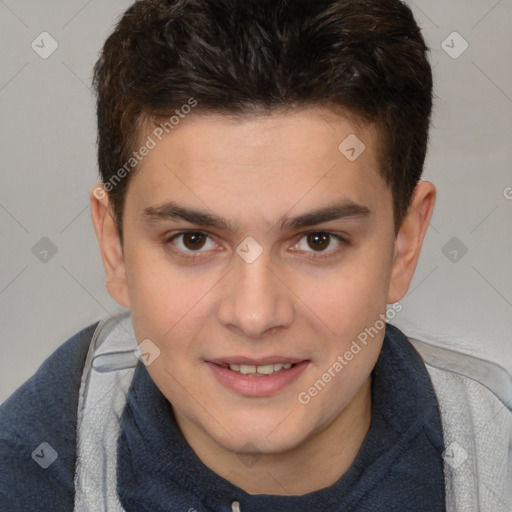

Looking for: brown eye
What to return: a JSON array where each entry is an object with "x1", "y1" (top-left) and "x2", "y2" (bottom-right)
[
  {"x1": 182, "y1": 232, "x2": 207, "y2": 250},
  {"x1": 293, "y1": 231, "x2": 346, "y2": 259},
  {"x1": 165, "y1": 231, "x2": 217, "y2": 255},
  {"x1": 306, "y1": 232, "x2": 331, "y2": 252}
]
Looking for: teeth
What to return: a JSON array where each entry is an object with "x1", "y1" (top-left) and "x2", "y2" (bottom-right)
[
  {"x1": 239, "y1": 364, "x2": 256, "y2": 375},
  {"x1": 228, "y1": 362, "x2": 294, "y2": 375},
  {"x1": 257, "y1": 364, "x2": 274, "y2": 375}
]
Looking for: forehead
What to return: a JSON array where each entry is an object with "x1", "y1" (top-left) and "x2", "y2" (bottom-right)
[
  {"x1": 125, "y1": 107, "x2": 391, "y2": 229},
  {"x1": 139, "y1": 107, "x2": 376, "y2": 168}
]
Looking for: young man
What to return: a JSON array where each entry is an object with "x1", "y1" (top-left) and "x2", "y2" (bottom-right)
[{"x1": 1, "y1": 0, "x2": 511, "y2": 510}]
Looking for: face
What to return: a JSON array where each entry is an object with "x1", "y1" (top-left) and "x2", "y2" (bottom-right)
[{"x1": 92, "y1": 107, "x2": 434, "y2": 458}]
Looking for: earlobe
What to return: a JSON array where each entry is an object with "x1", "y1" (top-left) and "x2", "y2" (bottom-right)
[
  {"x1": 90, "y1": 184, "x2": 131, "y2": 308},
  {"x1": 387, "y1": 181, "x2": 436, "y2": 304}
]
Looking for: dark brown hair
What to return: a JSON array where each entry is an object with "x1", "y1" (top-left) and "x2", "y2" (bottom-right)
[{"x1": 93, "y1": 0, "x2": 433, "y2": 237}]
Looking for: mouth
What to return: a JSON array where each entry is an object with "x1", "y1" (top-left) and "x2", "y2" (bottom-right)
[
  {"x1": 218, "y1": 362, "x2": 296, "y2": 376},
  {"x1": 205, "y1": 358, "x2": 310, "y2": 397}
]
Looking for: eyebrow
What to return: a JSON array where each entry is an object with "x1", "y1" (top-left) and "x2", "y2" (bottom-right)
[{"x1": 142, "y1": 199, "x2": 372, "y2": 232}]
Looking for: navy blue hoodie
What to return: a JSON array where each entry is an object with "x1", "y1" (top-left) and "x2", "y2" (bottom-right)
[{"x1": 0, "y1": 322, "x2": 446, "y2": 511}]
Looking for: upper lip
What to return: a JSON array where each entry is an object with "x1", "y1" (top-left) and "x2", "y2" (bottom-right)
[{"x1": 208, "y1": 356, "x2": 307, "y2": 366}]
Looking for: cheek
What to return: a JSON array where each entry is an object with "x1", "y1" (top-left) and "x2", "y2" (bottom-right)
[
  {"x1": 125, "y1": 244, "x2": 191, "y2": 338},
  {"x1": 293, "y1": 245, "x2": 392, "y2": 341},
  {"x1": 125, "y1": 244, "x2": 221, "y2": 364},
  {"x1": 125, "y1": 229, "x2": 393, "y2": 348}
]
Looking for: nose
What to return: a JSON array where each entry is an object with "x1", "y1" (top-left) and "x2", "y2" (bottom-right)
[{"x1": 217, "y1": 248, "x2": 295, "y2": 340}]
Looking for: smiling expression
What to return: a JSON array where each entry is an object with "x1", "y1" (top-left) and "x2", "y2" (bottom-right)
[{"x1": 96, "y1": 106, "x2": 410, "y2": 456}]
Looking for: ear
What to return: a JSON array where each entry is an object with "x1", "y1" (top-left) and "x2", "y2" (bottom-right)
[
  {"x1": 90, "y1": 184, "x2": 131, "y2": 308},
  {"x1": 387, "y1": 181, "x2": 436, "y2": 304}
]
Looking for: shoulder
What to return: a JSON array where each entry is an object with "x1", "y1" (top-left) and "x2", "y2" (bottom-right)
[
  {"x1": 408, "y1": 336, "x2": 512, "y2": 510},
  {"x1": 0, "y1": 321, "x2": 98, "y2": 511},
  {"x1": 408, "y1": 335, "x2": 512, "y2": 415}
]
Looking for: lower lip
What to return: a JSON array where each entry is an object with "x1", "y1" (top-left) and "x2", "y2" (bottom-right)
[{"x1": 206, "y1": 361, "x2": 309, "y2": 397}]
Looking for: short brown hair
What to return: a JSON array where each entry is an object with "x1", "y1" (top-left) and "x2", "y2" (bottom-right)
[{"x1": 93, "y1": 0, "x2": 433, "y2": 237}]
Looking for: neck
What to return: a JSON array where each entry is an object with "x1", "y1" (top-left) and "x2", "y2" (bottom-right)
[{"x1": 175, "y1": 378, "x2": 372, "y2": 496}]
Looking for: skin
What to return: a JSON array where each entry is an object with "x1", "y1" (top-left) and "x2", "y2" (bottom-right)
[{"x1": 90, "y1": 106, "x2": 435, "y2": 495}]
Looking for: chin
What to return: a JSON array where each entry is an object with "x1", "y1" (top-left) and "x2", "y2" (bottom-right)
[{"x1": 208, "y1": 413, "x2": 314, "y2": 455}]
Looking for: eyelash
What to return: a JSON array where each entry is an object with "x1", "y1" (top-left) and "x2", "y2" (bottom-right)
[{"x1": 162, "y1": 230, "x2": 349, "y2": 261}]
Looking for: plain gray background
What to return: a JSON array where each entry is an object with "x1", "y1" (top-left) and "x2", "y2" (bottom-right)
[{"x1": 1, "y1": 0, "x2": 511, "y2": 404}]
